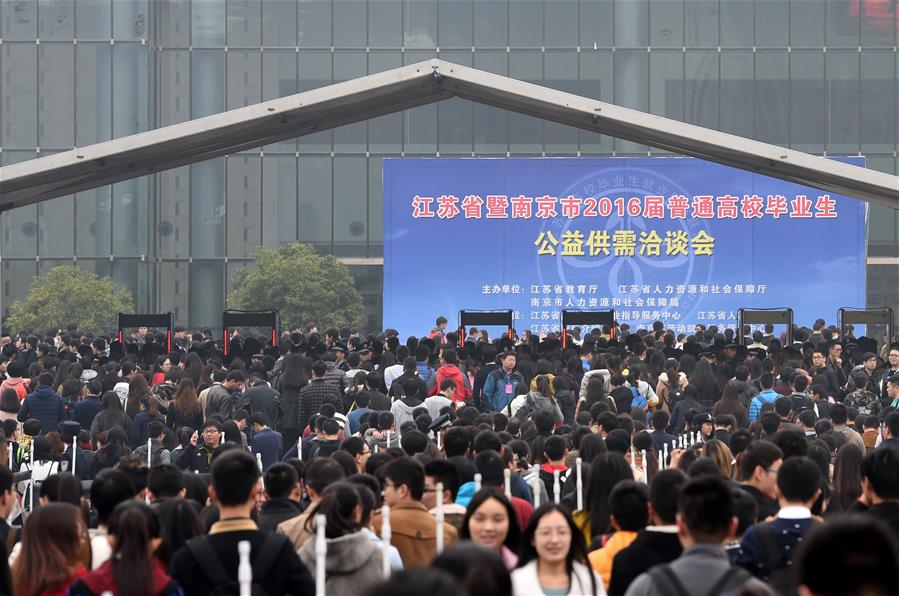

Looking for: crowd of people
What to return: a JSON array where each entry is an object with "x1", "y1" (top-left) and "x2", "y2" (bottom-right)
[{"x1": 0, "y1": 317, "x2": 897, "y2": 595}]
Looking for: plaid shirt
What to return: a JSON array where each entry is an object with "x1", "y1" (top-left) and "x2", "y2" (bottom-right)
[{"x1": 297, "y1": 379, "x2": 342, "y2": 431}]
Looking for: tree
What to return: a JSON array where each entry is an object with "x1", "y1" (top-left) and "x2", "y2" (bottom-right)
[
  {"x1": 7, "y1": 265, "x2": 134, "y2": 334},
  {"x1": 227, "y1": 243, "x2": 365, "y2": 331}
]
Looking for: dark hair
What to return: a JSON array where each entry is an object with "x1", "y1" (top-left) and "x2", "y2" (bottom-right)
[
  {"x1": 772, "y1": 429, "x2": 808, "y2": 460},
  {"x1": 585, "y1": 453, "x2": 633, "y2": 538},
  {"x1": 40, "y1": 472, "x2": 83, "y2": 506},
  {"x1": 304, "y1": 458, "x2": 347, "y2": 495},
  {"x1": 12, "y1": 502, "x2": 87, "y2": 595},
  {"x1": 650, "y1": 469, "x2": 687, "y2": 525},
  {"x1": 400, "y1": 430, "x2": 429, "y2": 456},
  {"x1": 738, "y1": 440, "x2": 783, "y2": 481},
  {"x1": 154, "y1": 498, "x2": 203, "y2": 566},
  {"x1": 795, "y1": 517, "x2": 899, "y2": 596},
  {"x1": 340, "y1": 436, "x2": 366, "y2": 459},
  {"x1": 861, "y1": 447, "x2": 899, "y2": 501},
  {"x1": 731, "y1": 487, "x2": 759, "y2": 537},
  {"x1": 382, "y1": 457, "x2": 425, "y2": 501},
  {"x1": 211, "y1": 449, "x2": 259, "y2": 506},
  {"x1": 107, "y1": 500, "x2": 162, "y2": 596},
  {"x1": 91, "y1": 468, "x2": 137, "y2": 525},
  {"x1": 148, "y1": 464, "x2": 185, "y2": 499},
  {"x1": 517, "y1": 504, "x2": 596, "y2": 595},
  {"x1": 609, "y1": 480, "x2": 649, "y2": 531},
  {"x1": 432, "y1": 543, "x2": 513, "y2": 596},
  {"x1": 830, "y1": 403, "x2": 849, "y2": 425},
  {"x1": 460, "y1": 487, "x2": 520, "y2": 553},
  {"x1": 833, "y1": 443, "x2": 864, "y2": 511},
  {"x1": 304, "y1": 482, "x2": 361, "y2": 539},
  {"x1": 366, "y1": 569, "x2": 463, "y2": 596},
  {"x1": 776, "y1": 457, "x2": 821, "y2": 503},
  {"x1": 678, "y1": 476, "x2": 734, "y2": 542},
  {"x1": 424, "y1": 459, "x2": 461, "y2": 500},
  {"x1": 543, "y1": 435, "x2": 567, "y2": 462}
]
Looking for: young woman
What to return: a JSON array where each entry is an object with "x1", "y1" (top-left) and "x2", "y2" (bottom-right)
[
  {"x1": 297, "y1": 482, "x2": 384, "y2": 594},
  {"x1": 512, "y1": 504, "x2": 604, "y2": 596},
  {"x1": 131, "y1": 394, "x2": 164, "y2": 448},
  {"x1": 277, "y1": 353, "x2": 308, "y2": 449},
  {"x1": 90, "y1": 427, "x2": 132, "y2": 477},
  {"x1": 12, "y1": 502, "x2": 89, "y2": 595},
  {"x1": 68, "y1": 500, "x2": 183, "y2": 596},
  {"x1": 573, "y1": 453, "x2": 633, "y2": 544},
  {"x1": 167, "y1": 379, "x2": 203, "y2": 432},
  {"x1": 126, "y1": 375, "x2": 153, "y2": 420},
  {"x1": 149, "y1": 356, "x2": 171, "y2": 387},
  {"x1": 711, "y1": 381, "x2": 750, "y2": 429},
  {"x1": 460, "y1": 487, "x2": 521, "y2": 570}
]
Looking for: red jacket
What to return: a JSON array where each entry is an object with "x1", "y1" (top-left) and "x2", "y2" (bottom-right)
[{"x1": 430, "y1": 365, "x2": 471, "y2": 402}]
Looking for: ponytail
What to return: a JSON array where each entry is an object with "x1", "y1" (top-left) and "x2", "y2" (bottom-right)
[{"x1": 108, "y1": 501, "x2": 159, "y2": 596}]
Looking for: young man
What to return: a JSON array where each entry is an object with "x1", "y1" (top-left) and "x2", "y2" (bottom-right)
[
  {"x1": 881, "y1": 410, "x2": 899, "y2": 449},
  {"x1": 297, "y1": 361, "x2": 341, "y2": 433},
  {"x1": 880, "y1": 348, "x2": 899, "y2": 403},
  {"x1": 249, "y1": 412, "x2": 282, "y2": 471},
  {"x1": 133, "y1": 420, "x2": 171, "y2": 467},
  {"x1": 609, "y1": 470, "x2": 687, "y2": 596},
  {"x1": 737, "y1": 440, "x2": 783, "y2": 522},
  {"x1": 423, "y1": 459, "x2": 466, "y2": 531},
  {"x1": 175, "y1": 419, "x2": 222, "y2": 473},
  {"x1": 17, "y1": 372, "x2": 66, "y2": 433},
  {"x1": 278, "y1": 458, "x2": 346, "y2": 550},
  {"x1": 423, "y1": 379, "x2": 455, "y2": 420},
  {"x1": 204, "y1": 370, "x2": 245, "y2": 421},
  {"x1": 339, "y1": 437, "x2": 371, "y2": 473},
  {"x1": 538, "y1": 435, "x2": 570, "y2": 501},
  {"x1": 624, "y1": 476, "x2": 766, "y2": 596},
  {"x1": 257, "y1": 463, "x2": 302, "y2": 533},
  {"x1": 0, "y1": 465, "x2": 20, "y2": 551},
  {"x1": 649, "y1": 410, "x2": 676, "y2": 453},
  {"x1": 736, "y1": 457, "x2": 821, "y2": 591},
  {"x1": 748, "y1": 372, "x2": 779, "y2": 424},
  {"x1": 380, "y1": 457, "x2": 458, "y2": 567},
  {"x1": 844, "y1": 371, "x2": 881, "y2": 417},
  {"x1": 589, "y1": 480, "x2": 649, "y2": 587},
  {"x1": 860, "y1": 446, "x2": 899, "y2": 535},
  {"x1": 90, "y1": 469, "x2": 137, "y2": 569},
  {"x1": 829, "y1": 403, "x2": 866, "y2": 454},
  {"x1": 171, "y1": 450, "x2": 314, "y2": 594},
  {"x1": 147, "y1": 463, "x2": 186, "y2": 502}
]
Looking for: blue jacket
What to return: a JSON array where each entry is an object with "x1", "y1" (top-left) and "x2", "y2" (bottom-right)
[
  {"x1": 748, "y1": 389, "x2": 779, "y2": 423},
  {"x1": 72, "y1": 395, "x2": 103, "y2": 431},
  {"x1": 251, "y1": 427, "x2": 283, "y2": 471},
  {"x1": 483, "y1": 369, "x2": 526, "y2": 412},
  {"x1": 736, "y1": 515, "x2": 817, "y2": 580},
  {"x1": 17, "y1": 385, "x2": 67, "y2": 433}
]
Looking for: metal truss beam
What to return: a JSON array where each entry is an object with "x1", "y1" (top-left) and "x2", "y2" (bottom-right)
[{"x1": 2, "y1": 59, "x2": 896, "y2": 212}]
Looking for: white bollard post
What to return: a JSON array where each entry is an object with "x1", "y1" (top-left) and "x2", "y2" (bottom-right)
[
  {"x1": 146, "y1": 438, "x2": 152, "y2": 504},
  {"x1": 436, "y1": 430, "x2": 442, "y2": 451},
  {"x1": 29, "y1": 440, "x2": 35, "y2": 512},
  {"x1": 386, "y1": 430, "x2": 391, "y2": 447},
  {"x1": 256, "y1": 453, "x2": 264, "y2": 473},
  {"x1": 576, "y1": 457, "x2": 583, "y2": 511},
  {"x1": 504, "y1": 468, "x2": 512, "y2": 499},
  {"x1": 71, "y1": 442, "x2": 77, "y2": 477},
  {"x1": 474, "y1": 473, "x2": 482, "y2": 492},
  {"x1": 641, "y1": 449, "x2": 648, "y2": 483},
  {"x1": 663, "y1": 443, "x2": 669, "y2": 470},
  {"x1": 530, "y1": 476, "x2": 542, "y2": 509},
  {"x1": 297, "y1": 436, "x2": 303, "y2": 461},
  {"x1": 315, "y1": 514, "x2": 327, "y2": 596},
  {"x1": 435, "y1": 482, "x2": 445, "y2": 554},
  {"x1": 380, "y1": 505, "x2": 392, "y2": 578},
  {"x1": 238, "y1": 540, "x2": 252, "y2": 596},
  {"x1": 553, "y1": 469, "x2": 561, "y2": 505}
]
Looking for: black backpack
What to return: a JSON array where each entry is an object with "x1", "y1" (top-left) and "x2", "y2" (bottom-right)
[
  {"x1": 755, "y1": 520, "x2": 814, "y2": 595},
  {"x1": 186, "y1": 532, "x2": 284, "y2": 596},
  {"x1": 647, "y1": 563, "x2": 753, "y2": 596}
]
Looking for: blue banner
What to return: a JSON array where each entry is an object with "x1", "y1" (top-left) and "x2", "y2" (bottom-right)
[{"x1": 383, "y1": 157, "x2": 867, "y2": 337}]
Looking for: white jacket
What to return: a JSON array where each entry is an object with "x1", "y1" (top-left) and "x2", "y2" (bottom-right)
[{"x1": 511, "y1": 560, "x2": 606, "y2": 596}]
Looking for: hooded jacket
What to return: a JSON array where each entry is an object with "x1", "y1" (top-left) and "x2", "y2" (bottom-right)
[
  {"x1": 389, "y1": 397, "x2": 422, "y2": 430},
  {"x1": 0, "y1": 376, "x2": 29, "y2": 401},
  {"x1": 298, "y1": 530, "x2": 384, "y2": 595},
  {"x1": 17, "y1": 385, "x2": 66, "y2": 432},
  {"x1": 429, "y1": 364, "x2": 472, "y2": 402},
  {"x1": 514, "y1": 391, "x2": 564, "y2": 424}
]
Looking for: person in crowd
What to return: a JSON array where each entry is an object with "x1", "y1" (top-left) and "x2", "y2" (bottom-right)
[
  {"x1": 738, "y1": 440, "x2": 783, "y2": 521},
  {"x1": 278, "y1": 458, "x2": 346, "y2": 549},
  {"x1": 793, "y1": 517, "x2": 899, "y2": 596},
  {"x1": 17, "y1": 372, "x2": 66, "y2": 434},
  {"x1": 90, "y1": 391, "x2": 132, "y2": 446},
  {"x1": 167, "y1": 378, "x2": 203, "y2": 433},
  {"x1": 588, "y1": 480, "x2": 649, "y2": 588},
  {"x1": 424, "y1": 459, "x2": 466, "y2": 530},
  {"x1": 174, "y1": 419, "x2": 221, "y2": 473},
  {"x1": 297, "y1": 482, "x2": 385, "y2": 594},
  {"x1": 258, "y1": 462, "x2": 303, "y2": 532},
  {"x1": 11, "y1": 502, "x2": 88, "y2": 595},
  {"x1": 608, "y1": 470, "x2": 686, "y2": 596},
  {"x1": 134, "y1": 420, "x2": 171, "y2": 467},
  {"x1": 736, "y1": 457, "x2": 822, "y2": 591},
  {"x1": 249, "y1": 412, "x2": 282, "y2": 471},
  {"x1": 511, "y1": 503, "x2": 605, "y2": 596},
  {"x1": 169, "y1": 449, "x2": 314, "y2": 594},
  {"x1": 483, "y1": 351, "x2": 525, "y2": 412},
  {"x1": 236, "y1": 374, "x2": 281, "y2": 431},
  {"x1": 460, "y1": 487, "x2": 521, "y2": 570},
  {"x1": 68, "y1": 500, "x2": 183, "y2": 595},
  {"x1": 380, "y1": 456, "x2": 459, "y2": 567},
  {"x1": 432, "y1": 542, "x2": 512, "y2": 596},
  {"x1": 623, "y1": 476, "x2": 768, "y2": 596}
]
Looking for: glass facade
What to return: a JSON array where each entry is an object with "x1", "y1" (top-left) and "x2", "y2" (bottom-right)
[{"x1": 1, "y1": 0, "x2": 897, "y2": 330}]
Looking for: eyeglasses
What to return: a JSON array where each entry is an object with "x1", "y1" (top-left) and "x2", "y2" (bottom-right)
[{"x1": 767, "y1": 466, "x2": 780, "y2": 474}]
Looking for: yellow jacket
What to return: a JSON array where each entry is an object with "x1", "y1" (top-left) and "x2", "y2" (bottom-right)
[{"x1": 588, "y1": 530, "x2": 639, "y2": 587}]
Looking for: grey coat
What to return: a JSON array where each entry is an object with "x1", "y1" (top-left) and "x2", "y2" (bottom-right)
[{"x1": 298, "y1": 530, "x2": 385, "y2": 595}]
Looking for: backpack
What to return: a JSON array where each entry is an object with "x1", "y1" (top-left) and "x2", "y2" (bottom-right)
[
  {"x1": 648, "y1": 563, "x2": 753, "y2": 596},
  {"x1": 186, "y1": 532, "x2": 285, "y2": 596},
  {"x1": 755, "y1": 521, "x2": 814, "y2": 595},
  {"x1": 630, "y1": 386, "x2": 647, "y2": 410}
]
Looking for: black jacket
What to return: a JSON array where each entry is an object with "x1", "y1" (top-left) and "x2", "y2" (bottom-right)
[
  {"x1": 257, "y1": 498, "x2": 303, "y2": 533},
  {"x1": 741, "y1": 483, "x2": 779, "y2": 522},
  {"x1": 608, "y1": 529, "x2": 683, "y2": 596},
  {"x1": 170, "y1": 520, "x2": 314, "y2": 595},
  {"x1": 237, "y1": 384, "x2": 282, "y2": 430},
  {"x1": 473, "y1": 363, "x2": 500, "y2": 411}
]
